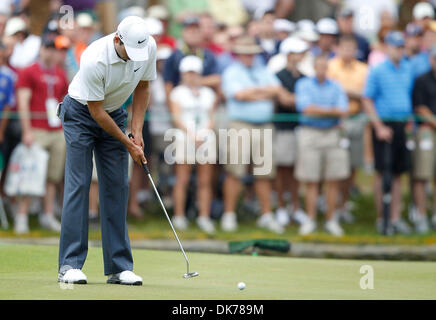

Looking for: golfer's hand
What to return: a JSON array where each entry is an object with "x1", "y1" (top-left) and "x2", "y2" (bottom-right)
[
  {"x1": 375, "y1": 124, "x2": 393, "y2": 142},
  {"x1": 128, "y1": 142, "x2": 147, "y2": 166},
  {"x1": 22, "y1": 130, "x2": 34, "y2": 147},
  {"x1": 131, "y1": 129, "x2": 144, "y2": 150}
]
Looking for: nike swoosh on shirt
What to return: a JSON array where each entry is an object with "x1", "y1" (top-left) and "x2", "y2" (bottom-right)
[{"x1": 134, "y1": 67, "x2": 141, "y2": 72}]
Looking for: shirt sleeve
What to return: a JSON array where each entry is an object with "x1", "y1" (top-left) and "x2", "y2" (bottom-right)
[
  {"x1": 363, "y1": 67, "x2": 378, "y2": 100},
  {"x1": 141, "y1": 39, "x2": 157, "y2": 81},
  {"x1": 221, "y1": 68, "x2": 245, "y2": 99},
  {"x1": 295, "y1": 78, "x2": 312, "y2": 112},
  {"x1": 78, "y1": 58, "x2": 105, "y2": 101},
  {"x1": 16, "y1": 67, "x2": 33, "y2": 90}
]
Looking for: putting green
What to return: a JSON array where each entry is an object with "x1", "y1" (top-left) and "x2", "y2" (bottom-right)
[{"x1": 0, "y1": 243, "x2": 435, "y2": 299}]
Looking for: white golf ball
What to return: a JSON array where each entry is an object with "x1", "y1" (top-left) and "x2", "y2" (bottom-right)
[{"x1": 237, "y1": 282, "x2": 246, "y2": 290}]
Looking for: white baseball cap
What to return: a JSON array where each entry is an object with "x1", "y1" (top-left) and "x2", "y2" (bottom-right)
[
  {"x1": 117, "y1": 16, "x2": 150, "y2": 61},
  {"x1": 295, "y1": 19, "x2": 319, "y2": 42},
  {"x1": 157, "y1": 46, "x2": 172, "y2": 60},
  {"x1": 147, "y1": 5, "x2": 170, "y2": 20},
  {"x1": 274, "y1": 19, "x2": 296, "y2": 33},
  {"x1": 316, "y1": 17, "x2": 339, "y2": 35},
  {"x1": 4, "y1": 16, "x2": 26, "y2": 36},
  {"x1": 76, "y1": 12, "x2": 94, "y2": 28},
  {"x1": 179, "y1": 55, "x2": 203, "y2": 73},
  {"x1": 143, "y1": 17, "x2": 163, "y2": 36},
  {"x1": 280, "y1": 36, "x2": 309, "y2": 54},
  {"x1": 297, "y1": 19, "x2": 316, "y2": 32},
  {"x1": 413, "y1": 2, "x2": 435, "y2": 20}
]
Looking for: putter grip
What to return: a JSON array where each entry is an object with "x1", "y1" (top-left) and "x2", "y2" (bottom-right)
[{"x1": 128, "y1": 133, "x2": 150, "y2": 175}]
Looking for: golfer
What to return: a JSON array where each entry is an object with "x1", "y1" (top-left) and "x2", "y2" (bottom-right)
[{"x1": 57, "y1": 16, "x2": 156, "y2": 285}]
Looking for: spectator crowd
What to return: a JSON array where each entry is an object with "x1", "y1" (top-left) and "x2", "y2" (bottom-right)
[{"x1": 1, "y1": 0, "x2": 436, "y2": 237}]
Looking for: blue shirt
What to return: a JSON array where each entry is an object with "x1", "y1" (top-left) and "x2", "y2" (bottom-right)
[
  {"x1": 222, "y1": 61, "x2": 280, "y2": 123},
  {"x1": 364, "y1": 58, "x2": 414, "y2": 121},
  {"x1": 163, "y1": 47, "x2": 218, "y2": 86},
  {"x1": 409, "y1": 51, "x2": 431, "y2": 79},
  {"x1": 0, "y1": 66, "x2": 14, "y2": 112},
  {"x1": 295, "y1": 77, "x2": 348, "y2": 129}
]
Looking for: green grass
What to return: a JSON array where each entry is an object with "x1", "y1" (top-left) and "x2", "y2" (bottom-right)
[{"x1": 1, "y1": 244, "x2": 436, "y2": 299}]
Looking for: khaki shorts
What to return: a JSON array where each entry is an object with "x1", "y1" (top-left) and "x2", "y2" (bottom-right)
[
  {"x1": 33, "y1": 129, "x2": 66, "y2": 183},
  {"x1": 224, "y1": 121, "x2": 276, "y2": 179},
  {"x1": 295, "y1": 127, "x2": 350, "y2": 182},
  {"x1": 413, "y1": 127, "x2": 436, "y2": 180},
  {"x1": 274, "y1": 130, "x2": 297, "y2": 166}
]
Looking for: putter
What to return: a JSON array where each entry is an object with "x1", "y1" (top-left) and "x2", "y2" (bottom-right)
[
  {"x1": 382, "y1": 141, "x2": 393, "y2": 235},
  {"x1": 128, "y1": 133, "x2": 198, "y2": 279}
]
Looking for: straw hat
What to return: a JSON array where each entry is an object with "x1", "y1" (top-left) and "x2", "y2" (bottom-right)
[{"x1": 232, "y1": 35, "x2": 263, "y2": 55}]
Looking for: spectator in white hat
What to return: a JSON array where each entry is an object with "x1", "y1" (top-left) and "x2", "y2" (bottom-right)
[
  {"x1": 273, "y1": 36, "x2": 310, "y2": 227},
  {"x1": 274, "y1": 18, "x2": 296, "y2": 41},
  {"x1": 5, "y1": 16, "x2": 40, "y2": 69},
  {"x1": 144, "y1": 17, "x2": 164, "y2": 44},
  {"x1": 413, "y1": 2, "x2": 435, "y2": 27},
  {"x1": 311, "y1": 17, "x2": 338, "y2": 59},
  {"x1": 413, "y1": 2, "x2": 436, "y2": 53},
  {"x1": 147, "y1": 4, "x2": 177, "y2": 49},
  {"x1": 169, "y1": 55, "x2": 218, "y2": 234}
]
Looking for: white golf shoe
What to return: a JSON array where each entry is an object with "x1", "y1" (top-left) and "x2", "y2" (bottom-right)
[
  {"x1": 257, "y1": 213, "x2": 285, "y2": 234},
  {"x1": 292, "y1": 209, "x2": 309, "y2": 225},
  {"x1": 299, "y1": 218, "x2": 316, "y2": 235},
  {"x1": 107, "y1": 270, "x2": 142, "y2": 286},
  {"x1": 58, "y1": 269, "x2": 87, "y2": 284},
  {"x1": 39, "y1": 214, "x2": 62, "y2": 232},
  {"x1": 221, "y1": 212, "x2": 238, "y2": 232},
  {"x1": 172, "y1": 215, "x2": 189, "y2": 231},
  {"x1": 14, "y1": 213, "x2": 29, "y2": 234},
  {"x1": 196, "y1": 216, "x2": 216, "y2": 234},
  {"x1": 325, "y1": 219, "x2": 344, "y2": 237},
  {"x1": 275, "y1": 207, "x2": 290, "y2": 226}
]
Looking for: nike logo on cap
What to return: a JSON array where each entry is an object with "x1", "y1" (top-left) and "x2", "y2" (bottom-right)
[{"x1": 138, "y1": 38, "x2": 147, "y2": 44}]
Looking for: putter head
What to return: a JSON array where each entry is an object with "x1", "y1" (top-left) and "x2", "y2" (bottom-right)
[{"x1": 183, "y1": 272, "x2": 199, "y2": 279}]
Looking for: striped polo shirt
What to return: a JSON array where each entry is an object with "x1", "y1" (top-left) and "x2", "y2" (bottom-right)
[{"x1": 363, "y1": 58, "x2": 414, "y2": 121}]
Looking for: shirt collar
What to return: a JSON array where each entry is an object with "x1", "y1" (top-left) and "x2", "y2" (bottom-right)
[
  {"x1": 339, "y1": 58, "x2": 357, "y2": 69},
  {"x1": 108, "y1": 33, "x2": 126, "y2": 65},
  {"x1": 386, "y1": 57, "x2": 406, "y2": 71},
  {"x1": 312, "y1": 76, "x2": 330, "y2": 86}
]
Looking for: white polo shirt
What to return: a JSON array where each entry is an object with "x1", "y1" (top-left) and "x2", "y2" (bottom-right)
[{"x1": 68, "y1": 32, "x2": 157, "y2": 113}]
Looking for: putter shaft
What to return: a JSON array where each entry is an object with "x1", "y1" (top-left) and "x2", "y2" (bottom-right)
[{"x1": 144, "y1": 168, "x2": 192, "y2": 274}]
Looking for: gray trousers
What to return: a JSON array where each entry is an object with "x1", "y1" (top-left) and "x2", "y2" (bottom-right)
[{"x1": 58, "y1": 95, "x2": 133, "y2": 275}]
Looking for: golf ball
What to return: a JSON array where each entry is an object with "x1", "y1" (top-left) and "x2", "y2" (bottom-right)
[{"x1": 237, "y1": 282, "x2": 246, "y2": 290}]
